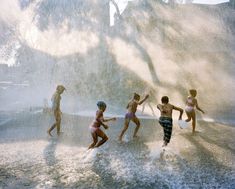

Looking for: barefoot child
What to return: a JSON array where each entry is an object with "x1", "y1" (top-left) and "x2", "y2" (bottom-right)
[
  {"x1": 185, "y1": 89, "x2": 205, "y2": 134},
  {"x1": 119, "y1": 93, "x2": 149, "y2": 141},
  {"x1": 47, "y1": 85, "x2": 65, "y2": 136},
  {"x1": 88, "y1": 101, "x2": 116, "y2": 149},
  {"x1": 157, "y1": 96, "x2": 183, "y2": 147}
]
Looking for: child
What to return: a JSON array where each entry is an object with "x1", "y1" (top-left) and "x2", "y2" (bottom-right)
[
  {"x1": 185, "y1": 89, "x2": 205, "y2": 133},
  {"x1": 47, "y1": 85, "x2": 65, "y2": 136},
  {"x1": 88, "y1": 101, "x2": 116, "y2": 149},
  {"x1": 157, "y1": 96, "x2": 183, "y2": 147},
  {"x1": 119, "y1": 93, "x2": 149, "y2": 141}
]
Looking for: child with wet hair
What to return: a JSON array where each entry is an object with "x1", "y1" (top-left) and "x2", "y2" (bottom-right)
[
  {"x1": 88, "y1": 101, "x2": 116, "y2": 149},
  {"x1": 157, "y1": 96, "x2": 183, "y2": 147},
  {"x1": 119, "y1": 93, "x2": 149, "y2": 141},
  {"x1": 185, "y1": 89, "x2": 205, "y2": 134},
  {"x1": 47, "y1": 85, "x2": 65, "y2": 136}
]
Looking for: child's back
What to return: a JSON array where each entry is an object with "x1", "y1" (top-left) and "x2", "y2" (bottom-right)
[{"x1": 157, "y1": 103, "x2": 174, "y2": 118}]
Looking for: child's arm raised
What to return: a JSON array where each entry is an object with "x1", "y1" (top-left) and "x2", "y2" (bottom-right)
[
  {"x1": 173, "y1": 105, "x2": 183, "y2": 120},
  {"x1": 195, "y1": 99, "x2": 205, "y2": 114},
  {"x1": 138, "y1": 94, "x2": 149, "y2": 105},
  {"x1": 126, "y1": 102, "x2": 130, "y2": 109}
]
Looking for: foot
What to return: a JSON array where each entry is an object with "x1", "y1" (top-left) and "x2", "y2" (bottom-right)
[
  {"x1": 57, "y1": 132, "x2": 63, "y2": 136},
  {"x1": 88, "y1": 146, "x2": 95, "y2": 150},
  {"x1": 162, "y1": 141, "x2": 167, "y2": 147},
  {"x1": 133, "y1": 135, "x2": 139, "y2": 139},
  {"x1": 118, "y1": 136, "x2": 123, "y2": 141},
  {"x1": 47, "y1": 130, "x2": 52, "y2": 136}
]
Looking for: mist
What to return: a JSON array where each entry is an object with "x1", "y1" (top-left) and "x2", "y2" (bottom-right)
[{"x1": 0, "y1": 0, "x2": 234, "y2": 121}]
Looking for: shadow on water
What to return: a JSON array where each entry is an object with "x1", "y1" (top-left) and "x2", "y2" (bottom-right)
[
  {"x1": 43, "y1": 138, "x2": 58, "y2": 166},
  {"x1": 179, "y1": 132, "x2": 235, "y2": 188},
  {"x1": 90, "y1": 140, "x2": 163, "y2": 189},
  {"x1": 92, "y1": 141, "x2": 148, "y2": 188},
  {"x1": 42, "y1": 138, "x2": 68, "y2": 188},
  {"x1": 196, "y1": 121, "x2": 235, "y2": 154}
]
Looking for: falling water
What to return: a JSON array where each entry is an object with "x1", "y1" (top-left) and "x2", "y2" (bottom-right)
[{"x1": 0, "y1": 0, "x2": 234, "y2": 188}]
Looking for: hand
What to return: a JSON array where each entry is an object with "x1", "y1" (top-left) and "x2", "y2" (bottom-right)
[
  {"x1": 112, "y1": 117, "x2": 117, "y2": 121},
  {"x1": 104, "y1": 125, "x2": 109, "y2": 129}
]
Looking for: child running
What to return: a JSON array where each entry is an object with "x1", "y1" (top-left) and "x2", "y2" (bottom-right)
[
  {"x1": 88, "y1": 101, "x2": 116, "y2": 149},
  {"x1": 119, "y1": 93, "x2": 149, "y2": 141},
  {"x1": 47, "y1": 85, "x2": 65, "y2": 136},
  {"x1": 157, "y1": 96, "x2": 183, "y2": 147},
  {"x1": 185, "y1": 89, "x2": 205, "y2": 134}
]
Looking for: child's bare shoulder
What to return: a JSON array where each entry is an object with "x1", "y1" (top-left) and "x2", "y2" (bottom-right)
[
  {"x1": 96, "y1": 110, "x2": 103, "y2": 116},
  {"x1": 168, "y1": 103, "x2": 175, "y2": 109}
]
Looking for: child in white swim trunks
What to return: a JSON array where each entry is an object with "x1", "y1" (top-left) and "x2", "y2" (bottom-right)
[{"x1": 185, "y1": 89, "x2": 205, "y2": 133}]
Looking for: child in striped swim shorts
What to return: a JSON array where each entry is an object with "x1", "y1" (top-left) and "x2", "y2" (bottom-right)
[{"x1": 157, "y1": 96, "x2": 183, "y2": 147}]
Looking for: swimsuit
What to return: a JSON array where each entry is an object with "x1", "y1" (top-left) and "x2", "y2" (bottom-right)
[
  {"x1": 125, "y1": 112, "x2": 136, "y2": 119},
  {"x1": 159, "y1": 117, "x2": 173, "y2": 144},
  {"x1": 90, "y1": 126, "x2": 101, "y2": 134},
  {"x1": 90, "y1": 110, "x2": 103, "y2": 134},
  {"x1": 185, "y1": 98, "x2": 195, "y2": 113}
]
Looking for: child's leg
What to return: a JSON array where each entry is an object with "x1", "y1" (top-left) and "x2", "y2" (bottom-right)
[
  {"x1": 88, "y1": 132, "x2": 98, "y2": 149},
  {"x1": 56, "y1": 113, "x2": 61, "y2": 135},
  {"x1": 119, "y1": 118, "x2": 130, "y2": 141},
  {"x1": 56, "y1": 121, "x2": 61, "y2": 135},
  {"x1": 132, "y1": 117, "x2": 140, "y2": 138},
  {"x1": 159, "y1": 122, "x2": 167, "y2": 146},
  {"x1": 191, "y1": 111, "x2": 196, "y2": 133},
  {"x1": 47, "y1": 123, "x2": 56, "y2": 136},
  {"x1": 163, "y1": 124, "x2": 172, "y2": 145},
  {"x1": 185, "y1": 111, "x2": 192, "y2": 122},
  {"x1": 95, "y1": 129, "x2": 108, "y2": 148}
]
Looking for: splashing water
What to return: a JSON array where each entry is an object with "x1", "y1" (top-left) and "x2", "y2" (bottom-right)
[
  {"x1": 0, "y1": 1, "x2": 235, "y2": 188},
  {"x1": 0, "y1": 112, "x2": 234, "y2": 188}
]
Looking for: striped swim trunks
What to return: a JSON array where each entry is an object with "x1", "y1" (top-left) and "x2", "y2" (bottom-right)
[{"x1": 159, "y1": 117, "x2": 173, "y2": 144}]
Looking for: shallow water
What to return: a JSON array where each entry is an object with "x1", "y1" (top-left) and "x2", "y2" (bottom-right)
[{"x1": 0, "y1": 111, "x2": 234, "y2": 189}]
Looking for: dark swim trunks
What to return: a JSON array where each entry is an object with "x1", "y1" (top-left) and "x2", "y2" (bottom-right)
[
  {"x1": 159, "y1": 117, "x2": 173, "y2": 144},
  {"x1": 125, "y1": 112, "x2": 136, "y2": 119}
]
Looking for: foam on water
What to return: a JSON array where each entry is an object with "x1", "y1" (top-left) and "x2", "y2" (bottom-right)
[{"x1": 0, "y1": 112, "x2": 234, "y2": 188}]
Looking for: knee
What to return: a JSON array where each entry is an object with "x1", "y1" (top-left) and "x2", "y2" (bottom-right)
[
  {"x1": 123, "y1": 125, "x2": 128, "y2": 131},
  {"x1": 102, "y1": 135, "x2": 108, "y2": 141},
  {"x1": 104, "y1": 136, "x2": 108, "y2": 141}
]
